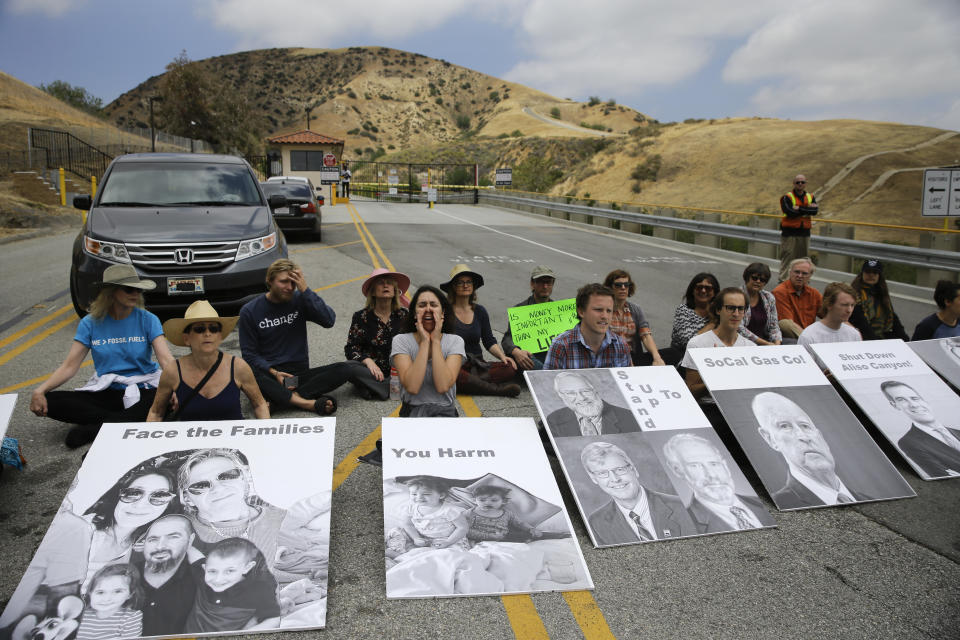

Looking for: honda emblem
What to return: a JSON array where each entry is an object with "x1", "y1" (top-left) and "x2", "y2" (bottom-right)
[{"x1": 174, "y1": 248, "x2": 194, "y2": 265}]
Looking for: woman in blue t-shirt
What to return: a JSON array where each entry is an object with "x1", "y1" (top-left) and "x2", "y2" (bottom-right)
[{"x1": 30, "y1": 265, "x2": 174, "y2": 448}]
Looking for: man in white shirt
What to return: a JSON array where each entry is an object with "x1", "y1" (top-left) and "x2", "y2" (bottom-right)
[
  {"x1": 751, "y1": 391, "x2": 869, "y2": 508},
  {"x1": 881, "y1": 380, "x2": 960, "y2": 478},
  {"x1": 662, "y1": 433, "x2": 776, "y2": 533},
  {"x1": 580, "y1": 441, "x2": 696, "y2": 546}
]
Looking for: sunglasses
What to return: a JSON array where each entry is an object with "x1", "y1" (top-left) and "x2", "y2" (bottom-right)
[
  {"x1": 186, "y1": 467, "x2": 244, "y2": 495},
  {"x1": 612, "y1": 282, "x2": 631, "y2": 289},
  {"x1": 118, "y1": 487, "x2": 176, "y2": 506},
  {"x1": 694, "y1": 285, "x2": 715, "y2": 293},
  {"x1": 187, "y1": 323, "x2": 222, "y2": 334},
  {"x1": 453, "y1": 279, "x2": 474, "y2": 288},
  {"x1": 723, "y1": 305, "x2": 747, "y2": 313},
  {"x1": 119, "y1": 285, "x2": 141, "y2": 294},
  {"x1": 749, "y1": 274, "x2": 769, "y2": 283},
  {"x1": 794, "y1": 181, "x2": 806, "y2": 185}
]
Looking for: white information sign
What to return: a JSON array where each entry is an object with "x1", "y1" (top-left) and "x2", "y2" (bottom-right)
[
  {"x1": 526, "y1": 367, "x2": 775, "y2": 548},
  {"x1": 922, "y1": 169, "x2": 960, "y2": 217},
  {"x1": 810, "y1": 339, "x2": 960, "y2": 480},
  {"x1": 1, "y1": 419, "x2": 336, "y2": 635},
  {"x1": 382, "y1": 417, "x2": 592, "y2": 598},
  {"x1": 495, "y1": 168, "x2": 512, "y2": 186},
  {"x1": 688, "y1": 345, "x2": 915, "y2": 510},
  {"x1": 427, "y1": 188, "x2": 437, "y2": 202},
  {"x1": 319, "y1": 166, "x2": 340, "y2": 185}
]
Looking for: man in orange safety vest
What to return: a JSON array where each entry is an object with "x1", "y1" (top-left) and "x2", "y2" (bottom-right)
[{"x1": 778, "y1": 174, "x2": 819, "y2": 281}]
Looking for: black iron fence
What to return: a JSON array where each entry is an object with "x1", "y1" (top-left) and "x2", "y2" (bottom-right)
[
  {"x1": 29, "y1": 128, "x2": 113, "y2": 181},
  {"x1": 345, "y1": 161, "x2": 478, "y2": 203}
]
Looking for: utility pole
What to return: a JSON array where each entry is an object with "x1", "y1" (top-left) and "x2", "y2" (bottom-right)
[{"x1": 149, "y1": 96, "x2": 163, "y2": 152}]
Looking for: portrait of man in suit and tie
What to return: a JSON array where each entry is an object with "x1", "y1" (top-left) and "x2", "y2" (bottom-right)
[
  {"x1": 546, "y1": 372, "x2": 639, "y2": 438},
  {"x1": 580, "y1": 441, "x2": 696, "y2": 546},
  {"x1": 662, "y1": 433, "x2": 776, "y2": 534},
  {"x1": 751, "y1": 391, "x2": 872, "y2": 509},
  {"x1": 881, "y1": 380, "x2": 960, "y2": 478}
]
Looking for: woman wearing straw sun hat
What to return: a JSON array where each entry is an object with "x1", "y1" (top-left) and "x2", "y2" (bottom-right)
[
  {"x1": 30, "y1": 264, "x2": 176, "y2": 448},
  {"x1": 344, "y1": 268, "x2": 411, "y2": 400},
  {"x1": 147, "y1": 300, "x2": 269, "y2": 421}
]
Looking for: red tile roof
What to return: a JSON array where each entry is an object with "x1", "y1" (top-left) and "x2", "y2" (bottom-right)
[{"x1": 267, "y1": 130, "x2": 344, "y2": 145}]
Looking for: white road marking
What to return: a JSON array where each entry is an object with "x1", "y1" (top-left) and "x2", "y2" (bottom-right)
[{"x1": 432, "y1": 208, "x2": 593, "y2": 262}]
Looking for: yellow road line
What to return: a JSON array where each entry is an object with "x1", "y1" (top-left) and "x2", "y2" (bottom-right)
[
  {"x1": 0, "y1": 314, "x2": 78, "y2": 367},
  {"x1": 502, "y1": 595, "x2": 550, "y2": 639},
  {"x1": 323, "y1": 222, "x2": 352, "y2": 227},
  {"x1": 347, "y1": 207, "x2": 381, "y2": 269},
  {"x1": 313, "y1": 275, "x2": 367, "y2": 293},
  {"x1": 292, "y1": 240, "x2": 362, "y2": 253},
  {"x1": 331, "y1": 404, "x2": 401, "y2": 491},
  {"x1": 563, "y1": 592, "x2": 616, "y2": 639},
  {"x1": 0, "y1": 304, "x2": 75, "y2": 349},
  {"x1": 0, "y1": 359, "x2": 93, "y2": 394},
  {"x1": 348, "y1": 202, "x2": 394, "y2": 271}
]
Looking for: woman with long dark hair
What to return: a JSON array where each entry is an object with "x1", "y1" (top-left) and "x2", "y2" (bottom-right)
[
  {"x1": 849, "y1": 260, "x2": 907, "y2": 341},
  {"x1": 603, "y1": 269, "x2": 667, "y2": 365},
  {"x1": 670, "y1": 272, "x2": 720, "y2": 353}
]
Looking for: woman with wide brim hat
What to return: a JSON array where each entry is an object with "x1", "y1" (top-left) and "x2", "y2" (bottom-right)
[
  {"x1": 147, "y1": 300, "x2": 268, "y2": 421},
  {"x1": 441, "y1": 264, "x2": 520, "y2": 398},
  {"x1": 344, "y1": 268, "x2": 411, "y2": 400},
  {"x1": 29, "y1": 264, "x2": 176, "y2": 448}
]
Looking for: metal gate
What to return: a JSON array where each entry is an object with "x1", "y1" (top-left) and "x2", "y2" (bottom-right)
[{"x1": 346, "y1": 161, "x2": 478, "y2": 204}]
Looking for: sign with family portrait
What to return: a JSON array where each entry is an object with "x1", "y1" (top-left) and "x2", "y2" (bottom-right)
[
  {"x1": 0, "y1": 418, "x2": 335, "y2": 640},
  {"x1": 381, "y1": 417, "x2": 592, "y2": 598},
  {"x1": 810, "y1": 339, "x2": 960, "y2": 480},
  {"x1": 909, "y1": 337, "x2": 960, "y2": 393},
  {"x1": 525, "y1": 367, "x2": 776, "y2": 549},
  {"x1": 688, "y1": 345, "x2": 916, "y2": 510}
]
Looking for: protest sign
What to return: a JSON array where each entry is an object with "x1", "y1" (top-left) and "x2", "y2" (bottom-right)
[
  {"x1": 909, "y1": 337, "x2": 960, "y2": 392},
  {"x1": 507, "y1": 298, "x2": 578, "y2": 354},
  {"x1": 0, "y1": 418, "x2": 335, "y2": 637},
  {"x1": 382, "y1": 417, "x2": 592, "y2": 598},
  {"x1": 811, "y1": 339, "x2": 960, "y2": 480},
  {"x1": 526, "y1": 367, "x2": 776, "y2": 548},
  {"x1": 688, "y1": 345, "x2": 915, "y2": 510}
]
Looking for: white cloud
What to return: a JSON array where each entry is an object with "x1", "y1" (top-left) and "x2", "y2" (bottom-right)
[
  {"x1": 723, "y1": 0, "x2": 960, "y2": 121},
  {"x1": 7, "y1": 0, "x2": 83, "y2": 17},
  {"x1": 502, "y1": 0, "x2": 790, "y2": 97},
  {"x1": 200, "y1": 0, "x2": 477, "y2": 47}
]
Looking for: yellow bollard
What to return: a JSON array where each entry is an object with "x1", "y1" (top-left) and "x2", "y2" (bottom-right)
[
  {"x1": 90, "y1": 175, "x2": 97, "y2": 196},
  {"x1": 59, "y1": 168, "x2": 66, "y2": 206}
]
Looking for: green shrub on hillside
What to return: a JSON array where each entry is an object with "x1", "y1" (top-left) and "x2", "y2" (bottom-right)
[
  {"x1": 588, "y1": 96, "x2": 601, "y2": 106},
  {"x1": 631, "y1": 155, "x2": 662, "y2": 182},
  {"x1": 550, "y1": 107, "x2": 561, "y2": 119},
  {"x1": 456, "y1": 115, "x2": 471, "y2": 130}
]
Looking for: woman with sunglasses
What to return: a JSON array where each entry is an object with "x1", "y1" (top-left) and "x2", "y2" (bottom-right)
[
  {"x1": 670, "y1": 272, "x2": 721, "y2": 353},
  {"x1": 30, "y1": 264, "x2": 175, "y2": 448},
  {"x1": 738, "y1": 263, "x2": 782, "y2": 345},
  {"x1": 82, "y1": 461, "x2": 179, "y2": 590},
  {"x1": 147, "y1": 301, "x2": 268, "y2": 421},
  {"x1": 603, "y1": 269, "x2": 667, "y2": 365},
  {"x1": 848, "y1": 259, "x2": 908, "y2": 341},
  {"x1": 440, "y1": 265, "x2": 520, "y2": 397}
]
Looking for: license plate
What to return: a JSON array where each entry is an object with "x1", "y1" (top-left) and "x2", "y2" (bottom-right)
[{"x1": 167, "y1": 277, "x2": 204, "y2": 295}]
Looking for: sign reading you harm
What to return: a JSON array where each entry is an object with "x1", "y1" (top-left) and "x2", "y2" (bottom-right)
[{"x1": 507, "y1": 299, "x2": 578, "y2": 354}]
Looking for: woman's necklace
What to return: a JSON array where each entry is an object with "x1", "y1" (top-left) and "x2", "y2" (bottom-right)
[{"x1": 198, "y1": 511, "x2": 253, "y2": 539}]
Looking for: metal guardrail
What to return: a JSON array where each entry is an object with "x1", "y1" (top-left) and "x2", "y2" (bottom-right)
[{"x1": 480, "y1": 192, "x2": 960, "y2": 273}]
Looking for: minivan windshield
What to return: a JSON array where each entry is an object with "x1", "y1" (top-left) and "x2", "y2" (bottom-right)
[{"x1": 98, "y1": 162, "x2": 263, "y2": 207}]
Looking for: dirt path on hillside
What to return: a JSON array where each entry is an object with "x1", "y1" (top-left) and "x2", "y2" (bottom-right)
[
  {"x1": 815, "y1": 131, "x2": 958, "y2": 200},
  {"x1": 522, "y1": 107, "x2": 621, "y2": 137}
]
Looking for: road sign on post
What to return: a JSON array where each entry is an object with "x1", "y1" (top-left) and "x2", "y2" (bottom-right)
[
  {"x1": 922, "y1": 169, "x2": 959, "y2": 217},
  {"x1": 319, "y1": 165, "x2": 340, "y2": 185},
  {"x1": 322, "y1": 152, "x2": 337, "y2": 167},
  {"x1": 496, "y1": 168, "x2": 512, "y2": 186}
]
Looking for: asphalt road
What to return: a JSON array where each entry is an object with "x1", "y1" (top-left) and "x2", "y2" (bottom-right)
[{"x1": 0, "y1": 201, "x2": 957, "y2": 640}]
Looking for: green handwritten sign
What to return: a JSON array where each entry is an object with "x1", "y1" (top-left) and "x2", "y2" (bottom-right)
[{"x1": 507, "y1": 298, "x2": 579, "y2": 354}]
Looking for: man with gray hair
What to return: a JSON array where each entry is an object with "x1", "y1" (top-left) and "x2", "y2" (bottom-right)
[
  {"x1": 546, "y1": 372, "x2": 639, "y2": 437},
  {"x1": 580, "y1": 441, "x2": 695, "y2": 545},
  {"x1": 772, "y1": 258, "x2": 822, "y2": 340},
  {"x1": 663, "y1": 433, "x2": 775, "y2": 533},
  {"x1": 751, "y1": 391, "x2": 868, "y2": 508}
]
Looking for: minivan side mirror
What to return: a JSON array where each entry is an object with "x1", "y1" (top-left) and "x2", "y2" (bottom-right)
[
  {"x1": 267, "y1": 194, "x2": 288, "y2": 210},
  {"x1": 73, "y1": 195, "x2": 92, "y2": 210}
]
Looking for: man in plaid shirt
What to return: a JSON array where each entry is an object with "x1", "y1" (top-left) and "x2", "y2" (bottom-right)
[{"x1": 544, "y1": 283, "x2": 631, "y2": 370}]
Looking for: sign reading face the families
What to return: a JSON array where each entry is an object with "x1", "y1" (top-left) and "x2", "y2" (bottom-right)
[
  {"x1": 688, "y1": 345, "x2": 916, "y2": 510},
  {"x1": 381, "y1": 417, "x2": 592, "y2": 598},
  {"x1": 525, "y1": 367, "x2": 776, "y2": 548},
  {"x1": 0, "y1": 419, "x2": 335, "y2": 638},
  {"x1": 507, "y1": 298, "x2": 579, "y2": 354},
  {"x1": 909, "y1": 337, "x2": 960, "y2": 392},
  {"x1": 810, "y1": 339, "x2": 960, "y2": 480}
]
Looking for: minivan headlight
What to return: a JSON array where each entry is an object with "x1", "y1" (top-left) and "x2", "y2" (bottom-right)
[
  {"x1": 236, "y1": 232, "x2": 277, "y2": 261},
  {"x1": 83, "y1": 236, "x2": 131, "y2": 264}
]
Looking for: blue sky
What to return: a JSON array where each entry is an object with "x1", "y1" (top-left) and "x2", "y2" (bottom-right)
[{"x1": 1, "y1": 0, "x2": 958, "y2": 130}]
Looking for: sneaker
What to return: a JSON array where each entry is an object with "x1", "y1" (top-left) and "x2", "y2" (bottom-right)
[{"x1": 65, "y1": 424, "x2": 99, "y2": 449}]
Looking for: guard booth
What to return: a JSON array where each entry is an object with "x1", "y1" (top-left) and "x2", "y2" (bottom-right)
[
  {"x1": 346, "y1": 161, "x2": 478, "y2": 204},
  {"x1": 264, "y1": 130, "x2": 346, "y2": 202}
]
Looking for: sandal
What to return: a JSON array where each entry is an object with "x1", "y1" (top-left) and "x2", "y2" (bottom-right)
[{"x1": 314, "y1": 395, "x2": 337, "y2": 416}]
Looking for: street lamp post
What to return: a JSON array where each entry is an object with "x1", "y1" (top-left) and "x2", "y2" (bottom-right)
[{"x1": 149, "y1": 96, "x2": 163, "y2": 152}]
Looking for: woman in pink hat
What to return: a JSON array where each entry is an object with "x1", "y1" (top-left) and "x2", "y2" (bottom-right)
[{"x1": 344, "y1": 268, "x2": 411, "y2": 400}]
